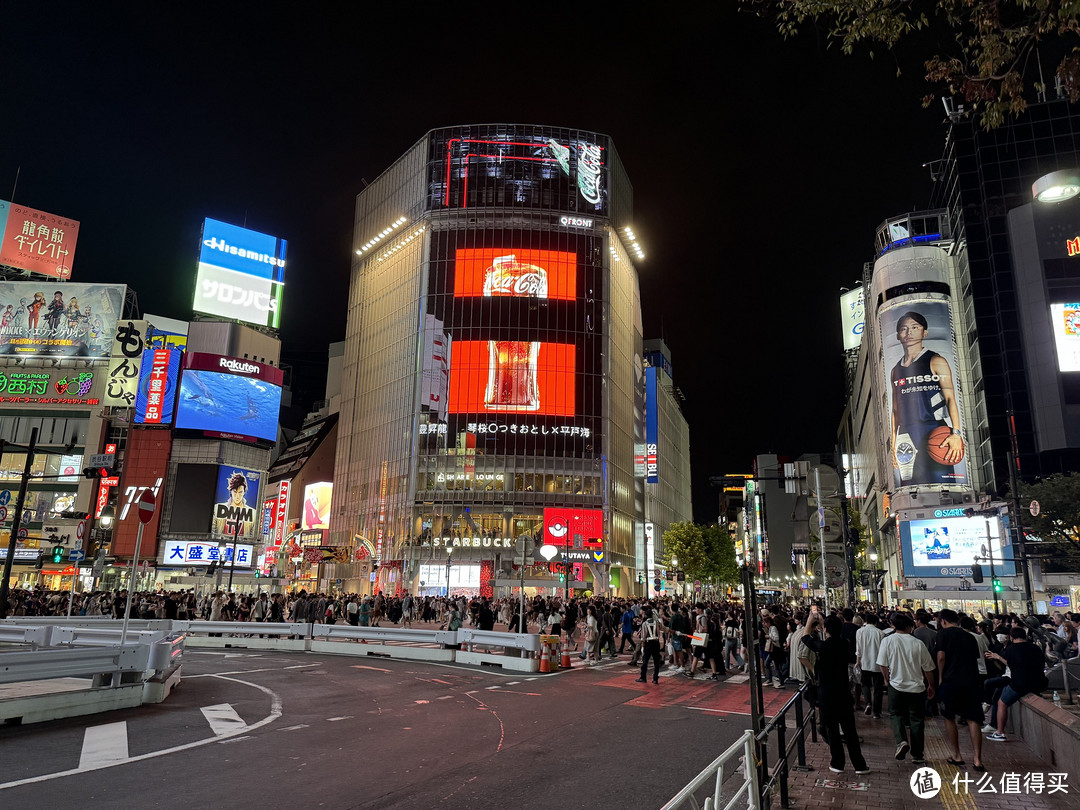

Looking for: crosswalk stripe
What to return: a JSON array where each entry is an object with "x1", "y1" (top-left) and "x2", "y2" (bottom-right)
[
  {"x1": 79, "y1": 722, "x2": 128, "y2": 770},
  {"x1": 201, "y1": 704, "x2": 248, "y2": 737}
]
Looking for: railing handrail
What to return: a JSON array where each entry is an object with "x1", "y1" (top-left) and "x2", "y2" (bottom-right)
[
  {"x1": 662, "y1": 729, "x2": 760, "y2": 810},
  {"x1": 0, "y1": 644, "x2": 150, "y2": 685},
  {"x1": 755, "y1": 680, "x2": 812, "y2": 742},
  {"x1": 311, "y1": 624, "x2": 456, "y2": 645}
]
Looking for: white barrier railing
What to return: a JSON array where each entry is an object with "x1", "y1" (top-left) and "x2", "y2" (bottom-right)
[
  {"x1": 310, "y1": 624, "x2": 459, "y2": 646},
  {"x1": 0, "y1": 644, "x2": 151, "y2": 686},
  {"x1": 0, "y1": 624, "x2": 53, "y2": 648},
  {"x1": 662, "y1": 730, "x2": 760, "y2": 810},
  {"x1": 457, "y1": 628, "x2": 541, "y2": 653}
]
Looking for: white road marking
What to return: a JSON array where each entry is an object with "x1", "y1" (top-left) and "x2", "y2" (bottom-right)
[
  {"x1": 437, "y1": 695, "x2": 453, "y2": 700},
  {"x1": 326, "y1": 716, "x2": 354, "y2": 721},
  {"x1": 284, "y1": 664, "x2": 319, "y2": 669},
  {"x1": 219, "y1": 736, "x2": 253, "y2": 744},
  {"x1": 79, "y1": 722, "x2": 128, "y2": 770},
  {"x1": 352, "y1": 665, "x2": 392, "y2": 673},
  {"x1": 505, "y1": 681, "x2": 520, "y2": 685},
  {"x1": 277, "y1": 724, "x2": 309, "y2": 732},
  {"x1": 201, "y1": 704, "x2": 248, "y2": 737}
]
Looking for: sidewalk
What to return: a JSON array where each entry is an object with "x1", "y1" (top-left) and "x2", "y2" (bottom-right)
[{"x1": 780, "y1": 701, "x2": 1080, "y2": 809}]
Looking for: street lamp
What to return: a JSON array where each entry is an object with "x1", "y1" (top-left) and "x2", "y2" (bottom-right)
[{"x1": 445, "y1": 545, "x2": 454, "y2": 597}]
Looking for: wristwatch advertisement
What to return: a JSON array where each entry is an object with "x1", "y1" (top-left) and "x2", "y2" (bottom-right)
[{"x1": 896, "y1": 432, "x2": 916, "y2": 482}]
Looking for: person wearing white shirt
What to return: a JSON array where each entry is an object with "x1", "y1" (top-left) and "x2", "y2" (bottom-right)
[
  {"x1": 856, "y1": 614, "x2": 886, "y2": 718},
  {"x1": 877, "y1": 612, "x2": 936, "y2": 763}
]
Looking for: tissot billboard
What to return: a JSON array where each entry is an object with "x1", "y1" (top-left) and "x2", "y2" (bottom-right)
[
  {"x1": 0, "y1": 282, "x2": 124, "y2": 357},
  {"x1": 192, "y1": 218, "x2": 286, "y2": 328},
  {"x1": 175, "y1": 353, "x2": 283, "y2": 443}
]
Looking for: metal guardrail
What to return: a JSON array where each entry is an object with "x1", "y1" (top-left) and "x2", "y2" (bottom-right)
[
  {"x1": 0, "y1": 644, "x2": 150, "y2": 685},
  {"x1": 755, "y1": 681, "x2": 817, "y2": 810},
  {"x1": 0, "y1": 624, "x2": 53, "y2": 648},
  {"x1": 175, "y1": 620, "x2": 308, "y2": 637},
  {"x1": 311, "y1": 624, "x2": 459, "y2": 646},
  {"x1": 458, "y1": 628, "x2": 541, "y2": 653},
  {"x1": 662, "y1": 729, "x2": 760, "y2": 810}
]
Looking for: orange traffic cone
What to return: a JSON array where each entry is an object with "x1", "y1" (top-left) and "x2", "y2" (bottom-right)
[
  {"x1": 539, "y1": 642, "x2": 552, "y2": 673},
  {"x1": 560, "y1": 635, "x2": 572, "y2": 669}
]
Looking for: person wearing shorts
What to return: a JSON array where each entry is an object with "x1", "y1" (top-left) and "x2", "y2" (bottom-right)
[{"x1": 935, "y1": 609, "x2": 985, "y2": 771}]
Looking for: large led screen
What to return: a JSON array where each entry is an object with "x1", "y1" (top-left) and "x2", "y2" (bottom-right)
[
  {"x1": 193, "y1": 218, "x2": 286, "y2": 329},
  {"x1": 453, "y1": 249, "x2": 576, "y2": 301},
  {"x1": 0, "y1": 200, "x2": 80, "y2": 279},
  {"x1": 0, "y1": 282, "x2": 124, "y2": 358},
  {"x1": 213, "y1": 466, "x2": 262, "y2": 542},
  {"x1": 1050, "y1": 303, "x2": 1080, "y2": 372},
  {"x1": 899, "y1": 514, "x2": 1015, "y2": 578},
  {"x1": 543, "y1": 507, "x2": 603, "y2": 548},
  {"x1": 134, "y1": 348, "x2": 181, "y2": 425},
  {"x1": 302, "y1": 482, "x2": 332, "y2": 530},
  {"x1": 175, "y1": 355, "x2": 282, "y2": 443},
  {"x1": 879, "y1": 298, "x2": 969, "y2": 489},
  {"x1": 448, "y1": 340, "x2": 574, "y2": 416}
]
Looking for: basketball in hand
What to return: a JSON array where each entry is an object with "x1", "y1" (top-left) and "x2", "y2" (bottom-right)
[{"x1": 927, "y1": 425, "x2": 963, "y2": 465}]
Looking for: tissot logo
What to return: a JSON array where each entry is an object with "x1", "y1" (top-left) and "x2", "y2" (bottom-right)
[
  {"x1": 219, "y1": 358, "x2": 260, "y2": 375},
  {"x1": 203, "y1": 237, "x2": 286, "y2": 268},
  {"x1": 895, "y1": 374, "x2": 941, "y2": 386}
]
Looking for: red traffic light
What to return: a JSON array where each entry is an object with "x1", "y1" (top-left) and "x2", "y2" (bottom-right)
[{"x1": 83, "y1": 466, "x2": 115, "y2": 479}]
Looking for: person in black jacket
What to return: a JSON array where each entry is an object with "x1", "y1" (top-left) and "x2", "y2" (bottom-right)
[
  {"x1": 983, "y1": 627, "x2": 1047, "y2": 742},
  {"x1": 801, "y1": 613, "x2": 871, "y2": 775}
]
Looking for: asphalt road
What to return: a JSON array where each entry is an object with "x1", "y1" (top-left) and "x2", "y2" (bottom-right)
[{"x1": 0, "y1": 651, "x2": 791, "y2": 809}]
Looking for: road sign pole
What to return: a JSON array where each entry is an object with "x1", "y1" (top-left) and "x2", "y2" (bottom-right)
[
  {"x1": 0, "y1": 428, "x2": 36, "y2": 619},
  {"x1": 67, "y1": 561, "x2": 79, "y2": 617},
  {"x1": 815, "y1": 467, "x2": 828, "y2": 615},
  {"x1": 119, "y1": 519, "x2": 145, "y2": 653}
]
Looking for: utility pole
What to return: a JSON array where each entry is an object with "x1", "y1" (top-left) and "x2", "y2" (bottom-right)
[{"x1": 0, "y1": 429, "x2": 37, "y2": 619}]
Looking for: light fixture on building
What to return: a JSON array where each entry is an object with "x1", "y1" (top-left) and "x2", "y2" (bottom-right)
[
  {"x1": 1033, "y1": 169, "x2": 1080, "y2": 203},
  {"x1": 868, "y1": 544, "x2": 879, "y2": 563}
]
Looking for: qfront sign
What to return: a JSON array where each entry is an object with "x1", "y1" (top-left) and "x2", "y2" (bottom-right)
[{"x1": 193, "y1": 218, "x2": 287, "y2": 329}]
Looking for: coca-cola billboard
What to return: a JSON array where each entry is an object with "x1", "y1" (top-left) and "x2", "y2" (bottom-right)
[
  {"x1": 453, "y1": 249, "x2": 576, "y2": 300},
  {"x1": 448, "y1": 341, "x2": 574, "y2": 416}
]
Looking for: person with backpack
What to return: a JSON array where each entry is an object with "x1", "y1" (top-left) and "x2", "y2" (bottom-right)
[
  {"x1": 618, "y1": 604, "x2": 638, "y2": 655},
  {"x1": 637, "y1": 609, "x2": 670, "y2": 684},
  {"x1": 724, "y1": 616, "x2": 745, "y2": 671}
]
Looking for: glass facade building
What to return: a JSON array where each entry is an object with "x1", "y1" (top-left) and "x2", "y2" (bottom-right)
[{"x1": 331, "y1": 125, "x2": 647, "y2": 597}]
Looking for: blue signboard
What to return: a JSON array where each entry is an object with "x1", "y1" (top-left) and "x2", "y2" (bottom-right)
[
  {"x1": 134, "y1": 348, "x2": 181, "y2": 425},
  {"x1": 192, "y1": 218, "x2": 287, "y2": 328},
  {"x1": 645, "y1": 366, "x2": 659, "y2": 483}
]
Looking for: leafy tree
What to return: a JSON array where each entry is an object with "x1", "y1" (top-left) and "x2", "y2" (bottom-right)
[
  {"x1": 703, "y1": 524, "x2": 740, "y2": 585},
  {"x1": 660, "y1": 521, "x2": 707, "y2": 582},
  {"x1": 739, "y1": 0, "x2": 1080, "y2": 129},
  {"x1": 1020, "y1": 473, "x2": 1080, "y2": 572}
]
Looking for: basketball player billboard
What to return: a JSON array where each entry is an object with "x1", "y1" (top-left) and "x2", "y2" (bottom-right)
[{"x1": 879, "y1": 297, "x2": 969, "y2": 489}]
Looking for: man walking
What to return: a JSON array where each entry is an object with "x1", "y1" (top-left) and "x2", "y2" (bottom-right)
[
  {"x1": 856, "y1": 613, "x2": 886, "y2": 718},
  {"x1": 876, "y1": 613, "x2": 936, "y2": 763},
  {"x1": 935, "y1": 609, "x2": 985, "y2": 771},
  {"x1": 618, "y1": 603, "x2": 637, "y2": 655},
  {"x1": 637, "y1": 610, "x2": 668, "y2": 684}
]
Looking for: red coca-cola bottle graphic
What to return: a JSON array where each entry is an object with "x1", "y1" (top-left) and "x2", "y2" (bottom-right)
[{"x1": 483, "y1": 255, "x2": 546, "y2": 412}]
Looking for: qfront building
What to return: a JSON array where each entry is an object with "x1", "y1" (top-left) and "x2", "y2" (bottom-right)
[{"x1": 330, "y1": 124, "x2": 669, "y2": 598}]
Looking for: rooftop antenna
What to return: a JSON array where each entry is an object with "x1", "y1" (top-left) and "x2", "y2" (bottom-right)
[{"x1": 9, "y1": 166, "x2": 19, "y2": 201}]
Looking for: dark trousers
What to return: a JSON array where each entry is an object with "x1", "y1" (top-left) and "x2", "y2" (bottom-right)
[
  {"x1": 887, "y1": 686, "x2": 926, "y2": 757},
  {"x1": 821, "y1": 701, "x2": 868, "y2": 772},
  {"x1": 861, "y1": 670, "x2": 885, "y2": 715},
  {"x1": 641, "y1": 639, "x2": 662, "y2": 682},
  {"x1": 618, "y1": 632, "x2": 637, "y2": 653}
]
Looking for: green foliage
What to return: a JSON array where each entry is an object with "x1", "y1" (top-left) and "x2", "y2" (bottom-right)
[
  {"x1": 739, "y1": 0, "x2": 1080, "y2": 129},
  {"x1": 660, "y1": 521, "x2": 707, "y2": 580},
  {"x1": 1021, "y1": 472, "x2": 1080, "y2": 550},
  {"x1": 703, "y1": 524, "x2": 740, "y2": 585}
]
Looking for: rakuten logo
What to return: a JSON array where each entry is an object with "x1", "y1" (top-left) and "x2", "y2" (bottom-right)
[{"x1": 219, "y1": 358, "x2": 260, "y2": 375}]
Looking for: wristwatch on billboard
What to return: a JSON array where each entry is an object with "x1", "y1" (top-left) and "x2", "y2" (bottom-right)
[{"x1": 896, "y1": 432, "x2": 917, "y2": 481}]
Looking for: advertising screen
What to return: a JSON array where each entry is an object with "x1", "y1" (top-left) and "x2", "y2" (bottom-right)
[
  {"x1": 840, "y1": 287, "x2": 865, "y2": 351},
  {"x1": 0, "y1": 365, "x2": 103, "y2": 406},
  {"x1": 175, "y1": 354, "x2": 283, "y2": 443},
  {"x1": 899, "y1": 514, "x2": 1015, "y2": 578},
  {"x1": 212, "y1": 466, "x2": 262, "y2": 542},
  {"x1": 453, "y1": 249, "x2": 576, "y2": 301},
  {"x1": 0, "y1": 281, "x2": 124, "y2": 358},
  {"x1": 1050, "y1": 303, "x2": 1080, "y2": 372},
  {"x1": 543, "y1": 507, "x2": 603, "y2": 548},
  {"x1": 302, "y1": 482, "x2": 332, "y2": 530},
  {"x1": 193, "y1": 217, "x2": 287, "y2": 328},
  {"x1": 879, "y1": 298, "x2": 969, "y2": 489},
  {"x1": 447, "y1": 340, "x2": 574, "y2": 416},
  {"x1": 145, "y1": 313, "x2": 189, "y2": 351},
  {"x1": 0, "y1": 200, "x2": 80, "y2": 279},
  {"x1": 134, "y1": 349, "x2": 181, "y2": 425}
]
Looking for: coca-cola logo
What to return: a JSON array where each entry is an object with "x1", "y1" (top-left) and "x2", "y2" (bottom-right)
[
  {"x1": 485, "y1": 273, "x2": 545, "y2": 296},
  {"x1": 577, "y1": 143, "x2": 603, "y2": 205}
]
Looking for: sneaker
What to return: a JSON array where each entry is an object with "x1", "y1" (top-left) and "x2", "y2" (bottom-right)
[
  {"x1": 872, "y1": 715, "x2": 882, "y2": 720},
  {"x1": 911, "y1": 756, "x2": 925, "y2": 764},
  {"x1": 773, "y1": 679, "x2": 783, "y2": 688},
  {"x1": 829, "y1": 766, "x2": 844, "y2": 774},
  {"x1": 864, "y1": 706, "x2": 872, "y2": 715},
  {"x1": 895, "y1": 741, "x2": 910, "y2": 760},
  {"x1": 981, "y1": 724, "x2": 995, "y2": 734},
  {"x1": 635, "y1": 677, "x2": 646, "y2": 683},
  {"x1": 855, "y1": 767, "x2": 872, "y2": 775},
  {"x1": 674, "y1": 666, "x2": 685, "y2": 673},
  {"x1": 987, "y1": 732, "x2": 1006, "y2": 742}
]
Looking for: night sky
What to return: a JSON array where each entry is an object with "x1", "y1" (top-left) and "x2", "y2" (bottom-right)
[{"x1": 1, "y1": 4, "x2": 946, "y2": 521}]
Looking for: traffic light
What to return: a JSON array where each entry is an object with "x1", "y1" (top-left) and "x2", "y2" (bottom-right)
[
  {"x1": 993, "y1": 578, "x2": 1003, "y2": 593},
  {"x1": 35, "y1": 551, "x2": 45, "y2": 570},
  {"x1": 254, "y1": 570, "x2": 261, "y2": 578},
  {"x1": 51, "y1": 545, "x2": 64, "y2": 564},
  {"x1": 971, "y1": 564, "x2": 984, "y2": 583},
  {"x1": 83, "y1": 466, "x2": 115, "y2": 479},
  {"x1": 205, "y1": 560, "x2": 218, "y2": 577}
]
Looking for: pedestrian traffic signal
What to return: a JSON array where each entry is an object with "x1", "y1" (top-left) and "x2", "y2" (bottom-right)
[
  {"x1": 51, "y1": 545, "x2": 64, "y2": 563},
  {"x1": 993, "y1": 578, "x2": 1003, "y2": 592},
  {"x1": 35, "y1": 551, "x2": 45, "y2": 570},
  {"x1": 205, "y1": 560, "x2": 218, "y2": 576},
  {"x1": 83, "y1": 466, "x2": 115, "y2": 479},
  {"x1": 971, "y1": 564, "x2": 984, "y2": 583}
]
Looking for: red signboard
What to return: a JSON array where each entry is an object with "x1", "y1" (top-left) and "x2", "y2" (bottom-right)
[
  {"x1": 542, "y1": 508, "x2": 603, "y2": 548},
  {"x1": 94, "y1": 476, "x2": 119, "y2": 518},
  {"x1": 144, "y1": 349, "x2": 173, "y2": 424},
  {"x1": 448, "y1": 341, "x2": 575, "y2": 416},
  {"x1": 453, "y1": 249, "x2": 576, "y2": 301},
  {"x1": 0, "y1": 201, "x2": 80, "y2": 278}
]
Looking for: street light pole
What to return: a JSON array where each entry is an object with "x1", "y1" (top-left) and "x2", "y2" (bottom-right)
[
  {"x1": 445, "y1": 546, "x2": 453, "y2": 598},
  {"x1": 0, "y1": 428, "x2": 37, "y2": 619},
  {"x1": 983, "y1": 518, "x2": 1000, "y2": 615}
]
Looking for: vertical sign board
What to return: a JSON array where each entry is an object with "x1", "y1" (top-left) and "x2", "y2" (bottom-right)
[
  {"x1": 104, "y1": 320, "x2": 148, "y2": 407},
  {"x1": 645, "y1": 366, "x2": 659, "y2": 483},
  {"x1": 134, "y1": 348, "x2": 181, "y2": 425}
]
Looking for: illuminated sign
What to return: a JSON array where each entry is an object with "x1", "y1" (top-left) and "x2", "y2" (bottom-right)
[
  {"x1": 145, "y1": 313, "x2": 188, "y2": 351},
  {"x1": 0, "y1": 281, "x2": 124, "y2": 358},
  {"x1": 559, "y1": 216, "x2": 593, "y2": 228},
  {"x1": 1050, "y1": 303, "x2": 1080, "y2": 372},
  {"x1": 453, "y1": 249, "x2": 576, "y2": 301},
  {"x1": 176, "y1": 353, "x2": 283, "y2": 443},
  {"x1": 899, "y1": 515, "x2": 1015, "y2": 577},
  {"x1": 275, "y1": 481, "x2": 290, "y2": 546},
  {"x1": 104, "y1": 319, "x2": 148, "y2": 408},
  {"x1": 134, "y1": 349, "x2": 181, "y2": 425},
  {"x1": 302, "y1": 482, "x2": 332, "y2": 530},
  {"x1": 543, "y1": 507, "x2": 603, "y2": 548},
  {"x1": 192, "y1": 218, "x2": 287, "y2": 329},
  {"x1": 0, "y1": 369, "x2": 99, "y2": 405},
  {"x1": 1067, "y1": 237, "x2": 1080, "y2": 255},
  {"x1": 839, "y1": 287, "x2": 865, "y2": 352},
  {"x1": 436, "y1": 473, "x2": 503, "y2": 482},
  {"x1": 458, "y1": 421, "x2": 591, "y2": 438},
  {"x1": 95, "y1": 476, "x2": 119, "y2": 518},
  {"x1": 448, "y1": 341, "x2": 575, "y2": 416},
  {"x1": 645, "y1": 367, "x2": 659, "y2": 483},
  {"x1": 0, "y1": 200, "x2": 80, "y2": 278},
  {"x1": 212, "y1": 466, "x2": 262, "y2": 542},
  {"x1": 428, "y1": 536, "x2": 515, "y2": 549},
  {"x1": 162, "y1": 540, "x2": 254, "y2": 567}
]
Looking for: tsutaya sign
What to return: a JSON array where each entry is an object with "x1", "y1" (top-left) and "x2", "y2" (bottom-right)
[{"x1": 428, "y1": 536, "x2": 515, "y2": 549}]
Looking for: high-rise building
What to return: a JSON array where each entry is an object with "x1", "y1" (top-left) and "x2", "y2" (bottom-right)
[{"x1": 331, "y1": 125, "x2": 658, "y2": 598}]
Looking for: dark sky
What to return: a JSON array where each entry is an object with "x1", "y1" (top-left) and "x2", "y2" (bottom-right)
[{"x1": 1, "y1": 4, "x2": 945, "y2": 522}]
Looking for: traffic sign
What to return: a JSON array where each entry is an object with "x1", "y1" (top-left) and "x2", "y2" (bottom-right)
[
  {"x1": 137, "y1": 489, "x2": 157, "y2": 524},
  {"x1": 1029, "y1": 500, "x2": 1041, "y2": 517},
  {"x1": 89, "y1": 453, "x2": 116, "y2": 468},
  {"x1": 0, "y1": 490, "x2": 10, "y2": 506},
  {"x1": 0, "y1": 505, "x2": 7, "y2": 522},
  {"x1": 69, "y1": 549, "x2": 86, "y2": 562},
  {"x1": 17, "y1": 527, "x2": 27, "y2": 539}
]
